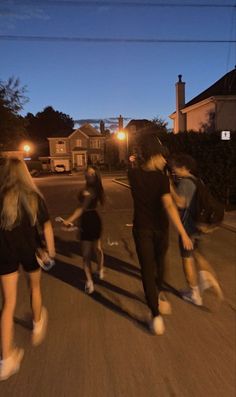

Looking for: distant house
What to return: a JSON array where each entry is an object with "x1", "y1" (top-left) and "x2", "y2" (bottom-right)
[
  {"x1": 169, "y1": 68, "x2": 236, "y2": 133},
  {"x1": 47, "y1": 124, "x2": 106, "y2": 172}
]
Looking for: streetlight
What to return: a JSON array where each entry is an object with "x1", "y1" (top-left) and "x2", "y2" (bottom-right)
[
  {"x1": 117, "y1": 130, "x2": 129, "y2": 163},
  {"x1": 21, "y1": 142, "x2": 33, "y2": 160},
  {"x1": 23, "y1": 144, "x2": 31, "y2": 155}
]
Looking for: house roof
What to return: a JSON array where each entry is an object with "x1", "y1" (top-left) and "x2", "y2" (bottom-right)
[
  {"x1": 79, "y1": 123, "x2": 101, "y2": 136},
  {"x1": 47, "y1": 123, "x2": 101, "y2": 139},
  {"x1": 125, "y1": 119, "x2": 156, "y2": 132},
  {"x1": 184, "y1": 68, "x2": 236, "y2": 109}
]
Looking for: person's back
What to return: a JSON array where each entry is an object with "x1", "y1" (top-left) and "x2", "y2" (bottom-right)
[{"x1": 128, "y1": 168, "x2": 169, "y2": 231}]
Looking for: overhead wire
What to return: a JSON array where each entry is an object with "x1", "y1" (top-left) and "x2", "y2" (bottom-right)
[
  {"x1": 0, "y1": 35, "x2": 235, "y2": 43},
  {"x1": 1, "y1": 1, "x2": 235, "y2": 8}
]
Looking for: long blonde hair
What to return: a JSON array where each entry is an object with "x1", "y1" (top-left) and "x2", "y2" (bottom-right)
[{"x1": 0, "y1": 158, "x2": 42, "y2": 230}]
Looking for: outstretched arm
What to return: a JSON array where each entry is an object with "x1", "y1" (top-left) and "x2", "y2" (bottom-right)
[
  {"x1": 162, "y1": 193, "x2": 193, "y2": 250},
  {"x1": 63, "y1": 190, "x2": 92, "y2": 225}
]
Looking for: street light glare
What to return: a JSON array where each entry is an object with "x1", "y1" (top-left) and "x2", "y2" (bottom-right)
[
  {"x1": 117, "y1": 131, "x2": 126, "y2": 140},
  {"x1": 23, "y1": 144, "x2": 31, "y2": 153}
]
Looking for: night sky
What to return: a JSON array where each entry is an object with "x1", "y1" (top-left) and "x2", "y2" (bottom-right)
[{"x1": 1, "y1": 0, "x2": 236, "y2": 129}]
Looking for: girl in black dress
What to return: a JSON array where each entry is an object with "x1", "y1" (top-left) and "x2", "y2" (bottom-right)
[{"x1": 63, "y1": 166, "x2": 105, "y2": 294}]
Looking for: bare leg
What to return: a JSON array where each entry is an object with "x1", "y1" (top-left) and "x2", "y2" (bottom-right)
[
  {"x1": 28, "y1": 269, "x2": 42, "y2": 323},
  {"x1": 95, "y1": 239, "x2": 104, "y2": 278},
  {"x1": 82, "y1": 241, "x2": 93, "y2": 282},
  {"x1": 0, "y1": 272, "x2": 18, "y2": 360},
  {"x1": 182, "y1": 257, "x2": 198, "y2": 288},
  {"x1": 193, "y1": 250, "x2": 216, "y2": 277},
  {"x1": 181, "y1": 257, "x2": 202, "y2": 305}
]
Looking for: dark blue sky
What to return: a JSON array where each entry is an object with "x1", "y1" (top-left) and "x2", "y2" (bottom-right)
[{"x1": 1, "y1": 0, "x2": 236, "y2": 129}]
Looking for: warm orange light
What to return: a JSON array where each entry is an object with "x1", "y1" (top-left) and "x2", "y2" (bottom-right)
[
  {"x1": 117, "y1": 131, "x2": 126, "y2": 141},
  {"x1": 23, "y1": 144, "x2": 31, "y2": 153}
]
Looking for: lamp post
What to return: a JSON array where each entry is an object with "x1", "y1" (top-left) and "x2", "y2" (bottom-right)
[{"x1": 117, "y1": 130, "x2": 129, "y2": 164}]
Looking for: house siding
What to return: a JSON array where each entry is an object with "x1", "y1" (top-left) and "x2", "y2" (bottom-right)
[
  {"x1": 215, "y1": 99, "x2": 236, "y2": 131},
  {"x1": 185, "y1": 101, "x2": 215, "y2": 131}
]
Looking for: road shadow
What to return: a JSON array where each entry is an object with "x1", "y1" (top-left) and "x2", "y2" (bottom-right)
[
  {"x1": 55, "y1": 236, "x2": 141, "y2": 281},
  {"x1": 47, "y1": 257, "x2": 149, "y2": 334}
]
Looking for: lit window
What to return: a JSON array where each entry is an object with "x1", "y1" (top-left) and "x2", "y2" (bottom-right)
[
  {"x1": 56, "y1": 141, "x2": 66, "y2": 153},
  {"x1": 76, "y1": 139, "x2": 82, "y2": 147},
  {"x1": 90, "y1": 139, "x2": 100, "y2": 149}
]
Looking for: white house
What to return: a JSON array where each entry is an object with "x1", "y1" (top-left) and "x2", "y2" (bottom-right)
[{"x1": 169, "y1": 68, "x2": 236, "y2": 133}]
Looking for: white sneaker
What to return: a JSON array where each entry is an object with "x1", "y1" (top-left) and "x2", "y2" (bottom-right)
[
  {"x1": 32, "y1": 307, "x2": 48, "y2": 346},
  {"x1": 0, "y1": 348, "x2": 24, "y2": 381},
  {"x1": 151, "y1": 315, "x2": 165, "y2": 335},
  {"x1": 199, "y1": 271, "x2": 224, "y2": 300},
  {"x1": 181, "y1": 288, "x2": 203, "y2": 306},
  {"x1": 158, "y1": 292, "x2": 172, "y2": 315},
  {"x1": 85, "y1": 280, "x2": 94, "y2": 294},
  {"x1": 99, "y1": 268, "x2": 105, "y2": 280}
]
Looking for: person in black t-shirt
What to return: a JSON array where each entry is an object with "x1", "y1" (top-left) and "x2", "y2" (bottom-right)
[
  {"x1": 0, "y1": 158, "x2": 55, "y2": 381},
  {"x1": 128, "y1": 133, "x2": 193, "y2": 335}
]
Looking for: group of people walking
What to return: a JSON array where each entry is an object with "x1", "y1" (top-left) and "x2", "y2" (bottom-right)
[
  {"x1": 128, "y1": 132, "x2": 223, "y2": 335},
  {"x1": 0, "y1": 132, "x2": 223, "y2": 380}
]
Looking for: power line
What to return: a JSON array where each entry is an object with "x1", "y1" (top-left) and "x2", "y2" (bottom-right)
[
  {"x1": 0, "y1": 35, "x2": 235, "y2": 43},
  {"x1": 2, "y1": 1, "x2": 235, "y2": 8}
]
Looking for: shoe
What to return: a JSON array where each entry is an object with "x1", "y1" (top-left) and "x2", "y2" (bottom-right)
[
  {"x1": 199, "y1": 271, "x2": 224, "y2": 300},
  {"x1": 180, "y1": 288, "x2": 203, "y2": 306},
  {"x1": 95, "y1": 267, "x2": 105, "y2": 280},
  {"x1": 158, "y1": 292, "x2": 172, "y2": 315},
  {"x1": 32, "y1": 307, "x2": 48, "y2": 346},
  {"x1": 99, "y1": 268, "x2": 104, "y2": 280},
  {"x1": 85, "y1": 280, "x2": 94, "y2": 294},
  {"x1": 0, "y1": 348, "x2": 24, "y2": 381},
  {"x1": 151, "y1": 315, "x2": 165, "y2": 335}
]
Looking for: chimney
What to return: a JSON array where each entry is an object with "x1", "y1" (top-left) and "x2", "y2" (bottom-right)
[
  {"x1": 100, "y1": 120, "x2": 105, "y2": 134},
  {"x1": 175, "y1": 74, "x2": 186, "y2": 133},
  {"x1": 118, "y1": 114, "x2": 123, "y2": 131}
]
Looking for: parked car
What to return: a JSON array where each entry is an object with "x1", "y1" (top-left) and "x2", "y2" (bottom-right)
[{"x1": 55, "y1": 164, "x2": 66, "y2": 173}]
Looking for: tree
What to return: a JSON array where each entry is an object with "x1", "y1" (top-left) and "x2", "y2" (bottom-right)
[
  {"x1": 152, "y1": 116, "x2": 169, "y2": 142},
  {"x1": 25, "y1": 106, "x2": 74, "y2": 142},
  {"x1": 0, "y1": 77, "x2": 28, "y2": 150}
]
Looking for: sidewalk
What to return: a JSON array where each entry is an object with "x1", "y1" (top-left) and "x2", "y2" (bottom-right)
[
  {"x1": 222, "y1": 211, "x2": 236, "y2": 232},
  {"x1": 113, "y1": 177, "x2": 236, "y2": 233}
]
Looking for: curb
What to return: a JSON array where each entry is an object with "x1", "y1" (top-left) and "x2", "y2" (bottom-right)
[
  {"x1": 221, "y1": 224, "x2": 236, "y2": 233},
  {"x1": 112, "y1": 178, "x2": 130, "y2": 189}
]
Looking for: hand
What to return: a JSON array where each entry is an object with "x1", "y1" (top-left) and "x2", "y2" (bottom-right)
[
  {"x1": 63, "y1": 219, "x2": 73, "y2": 227},
  {"x1": 181, "y1": 233, "x2": 193, "y2": 250}
]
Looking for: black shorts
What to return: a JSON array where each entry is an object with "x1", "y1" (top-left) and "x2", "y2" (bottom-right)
[
  {"x1": 0, "y1": 255, "x2": 40, "y2": 276},
  {"x1": 79, "y1": 210, "x2": 102, "y2": 241}
]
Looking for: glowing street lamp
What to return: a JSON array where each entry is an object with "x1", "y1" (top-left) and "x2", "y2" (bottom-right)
[
  {"x1": 117, "y1": 130, "x2": 129, "y2": 163},
  {"x1": 23, "y1": 144, "x2": 31, "y2": 154},
  {"x1": 21, "y1": 142, "x2": 33, "y2": 160}
]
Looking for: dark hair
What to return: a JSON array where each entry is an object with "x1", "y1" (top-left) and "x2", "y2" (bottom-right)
[
  {"x1": 137, "y1": 131, "x2": 169, "y2": 162},
  {"x1": 85, "y1": 166, "x2": 105, "y2": 205},
  {"x1": 170, "y1": 153, "x2": 198, "y2": 176}
]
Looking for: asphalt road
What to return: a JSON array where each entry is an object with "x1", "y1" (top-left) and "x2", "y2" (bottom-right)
[{"x1": 0, "y1": 173, "x2": 235, "y2": 397}]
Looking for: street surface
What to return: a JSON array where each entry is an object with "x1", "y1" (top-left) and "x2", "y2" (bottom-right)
[{"x1": 0, "y1": 173, "x2": 235, "y2": 397}]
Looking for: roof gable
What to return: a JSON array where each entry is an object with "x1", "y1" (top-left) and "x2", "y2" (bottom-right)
[
  {"x1": 79, "y1": 123, "x2": 100, "y2": 136},
  {"x1": 184, "y1": 68, "x2": 236, "y2": 109}
]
